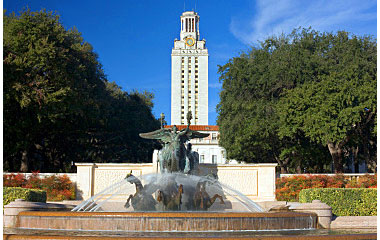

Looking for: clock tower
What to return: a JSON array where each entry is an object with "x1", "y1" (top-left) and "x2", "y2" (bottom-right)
[{"x1": 171, "y1": 11, "x2": 208, "y2": 125}]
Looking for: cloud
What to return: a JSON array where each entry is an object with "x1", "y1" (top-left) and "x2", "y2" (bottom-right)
[
  {"x1": 230, "y1": 0, "x2": 377, "y2": 45},
  {"x1": 209, "y1": 82, "x2": 222, "y2": 89}
]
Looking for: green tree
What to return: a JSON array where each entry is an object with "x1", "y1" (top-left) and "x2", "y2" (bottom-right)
[
  {"x1": 4, "y1": 9, "x2": 105, "y2": 171},
  {"x1": 4, "y1": 9, "x2": 160, "y2": 172},
  {"x1": 217, "y1": 28, "x2": 376, "y2": 173},
  {"x1": 277, "y1": 33, "x2": 376, "y2": 172}
]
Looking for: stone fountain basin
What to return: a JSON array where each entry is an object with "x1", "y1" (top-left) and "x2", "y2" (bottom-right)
[{"x1": 17, "y1": 211, "x2": 317, "y2": 232}]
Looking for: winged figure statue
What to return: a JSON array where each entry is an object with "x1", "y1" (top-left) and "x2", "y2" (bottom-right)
[{"x1": 139, "y1": 111, "x2": 209, "y2": 173}]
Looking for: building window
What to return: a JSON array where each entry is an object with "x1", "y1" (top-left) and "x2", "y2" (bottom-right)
[
  {"x1": 212, "y1": 133, "x2": 217, "y2": 140},
  {"x1": 200, "y1": 155, "x2": 205, "y2": 163},
  {"x1": 212, "y1": 155, "x2": 217, "y2": 164}
]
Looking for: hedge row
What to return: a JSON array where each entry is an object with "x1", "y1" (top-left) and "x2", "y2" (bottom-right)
[
  {"x1": 4, "y1": 187, "x2": 47, "y2": 206},
  {"x1": 3, "y1": 172, "x2": 75, "y2": 201},
  {"x1": 299, "y1": 188, "x2": 377, "y2": 216},
  {"x1": 276, "y1": 174, "x2": 376, "y2": 202}
]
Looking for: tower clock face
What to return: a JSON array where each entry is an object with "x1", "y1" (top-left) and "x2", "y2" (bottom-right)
[{"x1": 185, "y1": 37, "x2": 195, "y2": 47}]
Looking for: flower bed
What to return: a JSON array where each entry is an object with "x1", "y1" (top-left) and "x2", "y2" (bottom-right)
[
  {"x1": 276, "y1": 174, "x2": 376, "y2": 202},
  {"x1": 3, "y1": 172, "x2": 75, "y2": 201}
]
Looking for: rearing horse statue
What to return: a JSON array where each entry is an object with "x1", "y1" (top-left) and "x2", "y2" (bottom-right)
[{"x1": 124, "y1": 171, "x2": 157, "y2": 211}]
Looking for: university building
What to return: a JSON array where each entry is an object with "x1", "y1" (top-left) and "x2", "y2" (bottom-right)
[{"x1": 169, "y1": 11, "x2": 227, "y2": 164}]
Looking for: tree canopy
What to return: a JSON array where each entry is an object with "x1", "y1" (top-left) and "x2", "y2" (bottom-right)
[
  {"x1": 217, "y1": 28, "x2": 376, "y2": 173},
  {"x1": 4, "y1": 9, "x2": 160, "y2": 172}
]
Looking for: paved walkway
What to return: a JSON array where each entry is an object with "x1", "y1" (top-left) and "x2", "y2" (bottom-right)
[{"x1": 331, "y1": 216, "x2": 377, "y2": 229}]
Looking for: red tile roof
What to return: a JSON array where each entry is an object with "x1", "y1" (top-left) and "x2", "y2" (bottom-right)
[{"x1": 165, "y1": 125, "x2": 219, "y2": 131}]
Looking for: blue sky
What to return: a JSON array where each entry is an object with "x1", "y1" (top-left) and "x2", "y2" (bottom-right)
[{"x1": 4, "y1": 0, "x2": 377, "y2": 125}]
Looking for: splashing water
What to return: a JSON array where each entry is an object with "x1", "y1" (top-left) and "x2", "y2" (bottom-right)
[{"x1": 72, "y1": 172, "x2": 264, "y2": 212}]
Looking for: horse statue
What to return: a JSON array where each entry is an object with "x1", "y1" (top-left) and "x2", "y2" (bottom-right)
[
  {"x1": 156, "y1": 184, "x2": 184, "y2": 211},
  {"x1": 193, "y1": 181, "x2": 225, "y2": 211},
  {"x1": 124, "y1": 171, "x2": 157, "y2": 211}
]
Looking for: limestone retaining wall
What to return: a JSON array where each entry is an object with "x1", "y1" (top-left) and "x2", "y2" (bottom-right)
[{"x1": 75, "y1": 162, "x2": 277, "y2": 202}]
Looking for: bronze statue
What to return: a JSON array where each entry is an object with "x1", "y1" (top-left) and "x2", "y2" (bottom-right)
[
  {"x1": 156, "y1": 184, "x2": 184, "y2": 211},
  {"x1": 124, "y1": 171, "x2": 157, "y2": 211},
  {"x1": 139, "y1": 111, "x2": 208, "y2": 173},
  {"x1": 184, "y1": 143, "x2": 199, "y2": 174},
  {"x1": 193, "y1": 181, "x2": 224, "y2": 211}
]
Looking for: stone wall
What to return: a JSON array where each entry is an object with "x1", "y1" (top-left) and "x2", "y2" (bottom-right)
[{"x1": 75, "y1": 162, "x2": 277, "y2": 202}]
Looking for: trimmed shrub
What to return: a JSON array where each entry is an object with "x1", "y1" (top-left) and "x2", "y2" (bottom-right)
[
  {"x1": 3, "y1": 172, "x2": 75, "y2": 201},
  {"x1": 276, "y1": 174, "x2": 377, "y2": 202},
  {"x1": 4, "y1": 187, "x2": 47, "y2": 206},
  {"x1": 299, "y1": 188, "x2": 377, "y2": 216}
]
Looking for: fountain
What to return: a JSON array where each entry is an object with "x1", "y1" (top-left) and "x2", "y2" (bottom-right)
[
  {"x1": 4, "y1": 112, "x2": 376, "y2": 239},
  {"x1": 14, "y1": 171, "x2": 317, "y2": 233}
]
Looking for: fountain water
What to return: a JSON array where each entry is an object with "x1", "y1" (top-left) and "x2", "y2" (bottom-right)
[{"x1": 72, "y1": 172, "x2": 264, "y2": 213}]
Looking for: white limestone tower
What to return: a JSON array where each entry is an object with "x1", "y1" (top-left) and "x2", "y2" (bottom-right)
[{"x1": 171, "y1": 11, "x2": 208, "y2": 125}]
